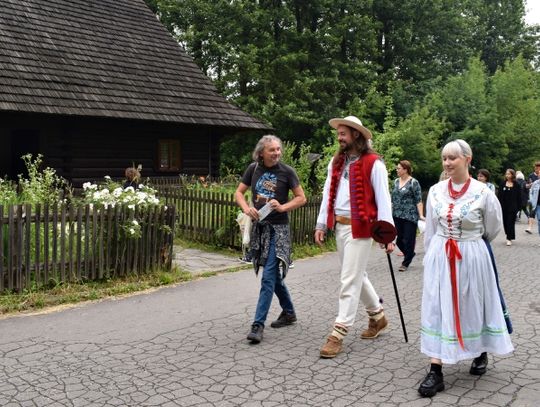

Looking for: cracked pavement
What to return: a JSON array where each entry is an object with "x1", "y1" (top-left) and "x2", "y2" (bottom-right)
[{"x1": 1, "y1": 221, "x2": 539, "y2": 406}]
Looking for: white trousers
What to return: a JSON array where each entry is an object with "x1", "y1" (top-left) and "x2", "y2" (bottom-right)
[{"x1": 335, "y1": 223, "x2": 381, "y2": 327}]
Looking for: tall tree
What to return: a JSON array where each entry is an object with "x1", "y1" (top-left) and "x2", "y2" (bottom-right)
[
  {"x1": 428, "y1": 58, "x2": 507, "y2": 172},
  {"x1": 490, "y1": 56, "x2": 540, "y2": 170},
  {"x1": 143, "y1": 0, "x2": 539, "y2": 178},
  {"x1": 470, "y1": 0, "x2": 529, "y2": 74}
]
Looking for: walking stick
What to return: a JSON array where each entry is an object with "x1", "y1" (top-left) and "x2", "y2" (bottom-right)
[{"x1": 370, "y1": 221, "x2": 408, "y2": 343}]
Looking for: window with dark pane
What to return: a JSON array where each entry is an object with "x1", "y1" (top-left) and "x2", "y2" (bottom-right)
[{"x1": 158, "y1": 139, "x2": 181, "y2": 171}]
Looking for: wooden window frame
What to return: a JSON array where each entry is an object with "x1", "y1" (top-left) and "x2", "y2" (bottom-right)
[{"x1": 157, "y1": 139, "x2": 181, "y2": 172}]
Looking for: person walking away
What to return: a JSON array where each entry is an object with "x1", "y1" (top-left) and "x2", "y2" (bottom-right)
[
  {"x1": 235, "y1": 135, "x2": 306, "y2": 344},
  {"x1": 391, "y1": 160, "x2": 425, "y2": 272},
  {"x1": 497, "y1": 169, "x2": 522, "y2": 246},
  {"x1": 515, "y1": 171, "x2": 529, "y2": 221},
  {"x1": 529, "y1": 177, "x2": 540, "y2": 236},
  {"x1": 314, "y1": 115, "x2": 395, "y2": 359},
  {"x1": 476, "y1": 169, "x2": 495, "y2": 193},
  {"x1": 418, "y1": 139, "x2": 513, "y2": 397},
  {"x1": 525, "y1": 162, "x2": 540, "y2": 233}
]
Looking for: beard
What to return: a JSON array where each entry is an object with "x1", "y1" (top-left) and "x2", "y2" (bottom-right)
[{"x1": 339, "y1": 141, "x2": 352, "y2": 153}]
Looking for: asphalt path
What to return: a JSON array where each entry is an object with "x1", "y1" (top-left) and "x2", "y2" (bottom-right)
[{"x1": 1, "y1": 221, "x2": 539, "y2": 406}]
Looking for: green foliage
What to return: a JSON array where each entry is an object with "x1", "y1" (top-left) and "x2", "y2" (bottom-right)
[
  {"x1": 0, "y1": 267, "x2": 194, "y2": 315},
  {"x1": 145, "y1": 0, "x2": 540, "y2": 183},
  {"x1": 0, "y1": 177, "x2": 17, "y2": 206},
  {"x1": 280, "y1": 141, "x2": 316, "y2": 195},
  {"x1": 490, "y1": 55, "x2": 540, "y2": 171},
  {"x1": 398, "y1": 107, "x2": 447, "y2": 182},
  {"x1": 219, "y1": 132, "x2": 260, "y2": 178},
  {"x1": 0, "y1": 154, "x2": 68, "y2": 208},
  {"x1": 313, "y1": 136, "x2": 339, "y2": 193},
  {"x1": 214, "y1": 206, "x2": 239, "y2": 246}
]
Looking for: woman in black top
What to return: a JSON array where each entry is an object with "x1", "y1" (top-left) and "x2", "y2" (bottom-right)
[{"x1": 498, "y1": 169, "x2": 522, "y2": 246}]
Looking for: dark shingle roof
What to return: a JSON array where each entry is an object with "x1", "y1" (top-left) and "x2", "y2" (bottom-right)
[{"x1": 0, "y1": 0, "x2": 270, "y2": 130}]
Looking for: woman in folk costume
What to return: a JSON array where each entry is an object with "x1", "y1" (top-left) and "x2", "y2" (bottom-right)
[{"x1": 418, "y1": 139, "x2": 513, "y2": 397}]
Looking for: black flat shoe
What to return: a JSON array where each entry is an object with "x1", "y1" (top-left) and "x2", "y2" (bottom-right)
[
  {"x1": 470, "y1": 352, "x2": 488, "y2": 375},
  {"x1": 418, "y1": 371, "x2": 445, "y2": 397}
]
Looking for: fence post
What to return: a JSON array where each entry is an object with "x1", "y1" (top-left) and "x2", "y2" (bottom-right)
[
  {"x1": 34, "y1": 204, "x2": 41, "y2": 288},
  {"x1": 60, "y1": 204, "x2": 66, "y2": 283},
  {"x1": 43, "y1": 204, "x2": 50, "y2": 285},
  {"x1": 23, "y1": 204, "x2": 31, "y2": 291},
  {"x1": 76, "y1": 206, "x2": 83, "y2": 281}
]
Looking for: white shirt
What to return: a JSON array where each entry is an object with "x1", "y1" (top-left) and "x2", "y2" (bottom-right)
[{"x1": 316, "y1": 156, "x2": 394, "y2": 231}]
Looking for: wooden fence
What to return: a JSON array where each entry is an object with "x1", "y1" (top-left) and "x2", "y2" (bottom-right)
[
  {"x1": 158, "y1": 187, "x2": 322, "y2": 247},
  {"x1": 148, "y1": 175, "x2": 239, "y2": 188},
  {"x1": 0, "y1": 204, "x2": 176, "y2": 293}
]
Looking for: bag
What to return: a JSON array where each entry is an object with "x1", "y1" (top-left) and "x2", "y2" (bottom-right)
[
  {"x1": 236, "y1": 211, "x2": 252, "y2": 246},
  {"x1": 417, "y1": 219, "x2": 426, "y2": 234}
]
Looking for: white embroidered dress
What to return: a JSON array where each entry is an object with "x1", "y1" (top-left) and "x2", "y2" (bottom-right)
[{"x1": 421, "y1": 178, "x2": 514, "y2": 364}]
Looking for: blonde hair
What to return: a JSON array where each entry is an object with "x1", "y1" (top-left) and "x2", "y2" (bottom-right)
[
  {"x1": 439, "y1": 170, "x2": 449, "y2": 181},
  {"x1": 441, "y1": 139, "x2": 472, "y2": 159}
]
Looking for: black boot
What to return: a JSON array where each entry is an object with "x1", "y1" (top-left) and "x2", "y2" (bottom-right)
[
  {"x1": 270, "y1": 311, "x2": 297, "y2": 328},
  {"x1": 418, "y1": 371, "x2": 445, "y2": 397},
  {"x1": 470, "y1": 352, "x2": 488, "y2": 375},
  {"x1": 247, "y1": 323, "x2": 264, "y2": 343}
]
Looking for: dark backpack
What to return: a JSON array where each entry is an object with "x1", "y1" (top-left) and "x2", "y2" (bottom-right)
[{"x1": 517, "y1": 179, "x2": 528, "y2": 207}]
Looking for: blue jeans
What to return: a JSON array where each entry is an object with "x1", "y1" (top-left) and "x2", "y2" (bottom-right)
[{"x1": 253, "y1": 232, "x2": 294, "y2": 326}]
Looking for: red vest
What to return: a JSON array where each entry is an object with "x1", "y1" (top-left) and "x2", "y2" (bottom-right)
[{"x1": 327, "y1": 153, "x2": 379, "y2": 238}]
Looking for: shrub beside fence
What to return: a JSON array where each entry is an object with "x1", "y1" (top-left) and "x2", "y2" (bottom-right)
[
  {"x1": 158, "y1": 187, "x2": 322, "y2": 248},
  {"x1": 0, "y1": 204, "x2": 175, "y2": 294}
]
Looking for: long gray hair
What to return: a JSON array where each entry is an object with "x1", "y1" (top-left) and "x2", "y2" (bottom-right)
[{"x1": 252, "y1": 135, "x2": 282, "y2": 163}]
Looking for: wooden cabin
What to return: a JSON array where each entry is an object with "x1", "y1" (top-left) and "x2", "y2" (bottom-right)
[{"x1": 0, "y1": 0, "x2": 270, "y2": 185}]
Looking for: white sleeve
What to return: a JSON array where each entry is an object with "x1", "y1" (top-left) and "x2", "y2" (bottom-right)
[
  {"x1": 315, "y1": 158, "x2": 333, "y2": 230},
  {"x1": 483, "y1": 189, "x2": 503, "y2": 241},
  {"x1": 371, "y1": 159, "x2": 394, "y2": 225},
  {"x1": 423, "y1": 186, "x2": 437, "y2": 251}
]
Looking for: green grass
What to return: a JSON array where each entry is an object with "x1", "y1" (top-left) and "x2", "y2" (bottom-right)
[
  {"x1": 0, "y1": 267, "x2": 193, "y2": 316},
  {"x1": 173, "y1": 235, "x2": 337, "y2": 260},
  {"x1": 1, "y1": 237, "x2": 336, "y2": 317}
]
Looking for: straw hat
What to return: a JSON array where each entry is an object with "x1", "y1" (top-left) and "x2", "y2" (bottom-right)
[{"x1": 329, "y1": 115, "x2": 372, "y2": 140}]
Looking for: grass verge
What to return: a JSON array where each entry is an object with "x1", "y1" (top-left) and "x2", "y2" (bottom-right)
[{"x1": 0, "y1": 268, "x2": 193, "y2": 316}]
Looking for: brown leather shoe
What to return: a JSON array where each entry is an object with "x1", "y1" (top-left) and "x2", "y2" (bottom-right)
[
  {"x1": 360, "y1": 315, "x2": 388, "y2": 339},
  {"x1": 320, "y1": 335, "x2": 343, "y2": 358}
]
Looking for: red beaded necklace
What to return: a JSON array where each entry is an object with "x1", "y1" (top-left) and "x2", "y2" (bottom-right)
[{"x1": 448, "y1": 177, "x2": 472, "y2": 200}]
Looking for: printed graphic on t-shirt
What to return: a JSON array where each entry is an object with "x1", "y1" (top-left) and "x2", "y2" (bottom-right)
[{"x1": 255, "y1": 172, "x2": 277, "y2": 203}]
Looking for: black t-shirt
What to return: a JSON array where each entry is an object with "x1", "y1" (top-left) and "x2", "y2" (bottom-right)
[{"x1": 241, "y1": 161, "x2": 300, "y2": 224}]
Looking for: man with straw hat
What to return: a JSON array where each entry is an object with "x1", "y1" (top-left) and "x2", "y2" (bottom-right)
[{"x1": 314, "y1": 115, "x2": 395, "y2": 358}]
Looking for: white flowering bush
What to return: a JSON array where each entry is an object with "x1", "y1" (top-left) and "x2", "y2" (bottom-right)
[
  {"x1": 81, "y1": 178, "x2": 162, "y2": 210},
  {"x1": 80, "y1": 177, "x2": 166, "y2": 241},
  {"x1": 120, "y1": 219, "x2": 142, "y2": 239}
]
